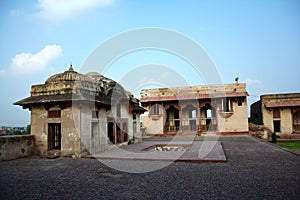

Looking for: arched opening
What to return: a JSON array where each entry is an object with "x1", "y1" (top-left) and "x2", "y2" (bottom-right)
[
  {"x1": 200, "y1": 103, "x2": 216, "y2": 132},
  {"x1": 166, "y1": 105, "x2": 180, "y2": 133},
  {"x1": 206, "y1": 109, "x2": 212, "y2": 118},
  {"x1": 182, "y1": 104, "x2": 197, "y2": 132}
]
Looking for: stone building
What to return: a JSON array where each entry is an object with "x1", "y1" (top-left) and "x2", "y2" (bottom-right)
[
  {"x1": 140, "y1": 83, "x2": 249, "y2": 135},
  {"x1": 251, "y1": 93, "x2": 300, "y2": 134},
  {"x1": 14, "y1": 65, "x2": 146, "y2": 157}
]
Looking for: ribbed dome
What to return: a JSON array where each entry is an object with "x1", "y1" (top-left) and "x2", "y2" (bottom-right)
[{"x1": 45, "y1": 65, "x2": 94, "y2": 84}]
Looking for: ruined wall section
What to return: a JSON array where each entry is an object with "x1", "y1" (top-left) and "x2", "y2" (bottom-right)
[{"x1": 0, "y1": 135, "x2": 36, "y2": 161}]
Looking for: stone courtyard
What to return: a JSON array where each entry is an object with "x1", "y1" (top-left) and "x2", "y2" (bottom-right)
[{"x1": 0, "y1": 136, "x2": 299, "y2": 199}]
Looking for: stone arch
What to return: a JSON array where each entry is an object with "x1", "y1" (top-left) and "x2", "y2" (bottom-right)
[
  {"x1": 165, "y1": 105, "x2": 180, "y2": 133},
  {"x1": 200, "y1": 103, "x2": 217, "y2": 132},
  {"x1": 182, "y1": 104, "x2": 198, "y2": 132}
]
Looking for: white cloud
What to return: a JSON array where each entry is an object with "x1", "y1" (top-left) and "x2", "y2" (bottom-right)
[
  {"x1": 35, "y1": 0, "x2": 114, "y2": 22},
  {"x1": 246, "y1": 78, "x2": 261, "y2": 85},
  {"x1": 5, "y1": 45, "x2": 62, "y2": 76}
]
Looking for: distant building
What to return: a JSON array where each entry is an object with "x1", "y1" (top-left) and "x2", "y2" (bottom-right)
[
  {"x1": 0, "y1": 126, "x2": 13, "y2": 136},
  {"x1": 13, "y1": 127, "x2": 25, "y2": 132},
  {"x1": 250, "y1": 93, "x2": 300, "y2": 134},
  {"x1": 14, "y1": 65, "x2": 146, "y2": 157},
  {"x1": 140, "y1": 83, "x2": 249, "y2": 135}
]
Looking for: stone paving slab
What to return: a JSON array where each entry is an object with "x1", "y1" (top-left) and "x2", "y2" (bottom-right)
[{"x1": 84, "y1": 138, "x2": 226, "y2": 162}]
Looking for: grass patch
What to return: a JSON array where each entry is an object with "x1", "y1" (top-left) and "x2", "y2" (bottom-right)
[{"x1": 276, "y1": 141, "x2": 300, "y2": 151}]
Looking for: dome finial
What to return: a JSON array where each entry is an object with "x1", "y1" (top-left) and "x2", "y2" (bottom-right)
[{"x1": 69, "y1": 63, "x2": 74, "y2": 71}]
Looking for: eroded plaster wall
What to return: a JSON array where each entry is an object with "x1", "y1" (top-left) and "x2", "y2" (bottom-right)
[
  {"x1": 31, "y1": 104, "x2": 81, "y2": 157},
  {"x1": 262, "y1": 105, "x2": 274, "y2": 132},
  {"x1": 61, "y1": 106, "x2": 81, "y2": 157},
  {"x1": 281, "y1": 108, "x2": 293, "y2": 134},
  {"x1": 80, "y1": 104, "x2": 92, "y2": 155},
  {"x1": 218, "y1": 99, "x2": 248, "y2": 133},
  {"x1": 142, "y1": 104, "x2": 164, "y2": 135},
  {"x1": 31, "y1": 105, "x2": 48, "y2": 156}
]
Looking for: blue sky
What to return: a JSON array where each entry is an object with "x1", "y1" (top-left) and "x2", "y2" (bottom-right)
[{"x1": 0, "y1": 0, "x2": 299, "y2": 126}]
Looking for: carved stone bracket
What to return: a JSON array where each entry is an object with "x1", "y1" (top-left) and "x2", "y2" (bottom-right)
[{"x1": 218, "y1": 111, "x2": 234, "y2": 118}]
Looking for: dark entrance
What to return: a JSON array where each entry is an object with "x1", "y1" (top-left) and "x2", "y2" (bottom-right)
[
  {"x1": 116, "y1": 123, "x2": 121, "y2": 143},
  {"x1": 48, "y1": 123, "x2": 61, "y2": 150},
  {"x1": 294, "y1": 111, "x2": 300, "y2": 133},
  {"x1": 108, "y1": 122, "x2": 114, "y2": 144},
  {"x1": 273, "y1": 120, "x2": 281, "y2": 132},
  {"x1": 166, "y1": 106, "x2": 180, "y2": 132},
  {"x1": 122, "y1": 122, "x2": 128, "y2": 141}
]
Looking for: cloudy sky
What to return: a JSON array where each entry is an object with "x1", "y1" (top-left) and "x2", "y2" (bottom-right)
[{"x1": 0, "y1": 0, "x2": 299, "y2": 127}]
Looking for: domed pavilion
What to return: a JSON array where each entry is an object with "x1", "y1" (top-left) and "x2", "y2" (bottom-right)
[{"x1": 14, "y1": 65, "x2": 146, "y2": 157}]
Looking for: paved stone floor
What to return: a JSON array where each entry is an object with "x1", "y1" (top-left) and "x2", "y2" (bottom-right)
[
  {"x1": 0, "y1": 136, "x2": 299, "y2": 199},
  {"x1": 86, "y1": 136, "x2": 226, "y2": 162}
]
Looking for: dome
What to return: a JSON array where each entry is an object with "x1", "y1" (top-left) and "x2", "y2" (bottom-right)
[
  {"x1": 42, "y1": 65, "x2": 129, "y2": 99},
  {"x1": 45, "y1": 65, "x2": 94, "y2": 84}
]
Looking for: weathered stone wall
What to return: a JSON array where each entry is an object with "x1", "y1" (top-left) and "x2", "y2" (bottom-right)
[
  {"x1": 281, "y1": 108, "x2": 293, "y2": 134},
  {"x1": 31, "y1": 104, "x2": 81, "y2": 157},
  {"x1": 141, "y1": 105, "x2": 164, "y2": 135},
  {"x1": 31, "y1": 105, "x2": 48, "y2": 156},
  {"x1": 263, "y1": 107, "x2": 293, "y2": 134},
  {"x1": 98, "y1": 108, "x2": 109, "y2": 151},
  {"x1": 262, "y1": 105, "x2": 273, "y2": 132},
  {"x1": 219, "y1": 98, "x2": 249, "y2": 133},
  {"x1": 135, "y1": 113, "x2": 141, "y2": 140},
  {"x1": 80, "y1": 104, "x2": 92, "y2": 155},
  {"x1": 250, "y1": 100, "x2": 262, "y2": 124},
  {"x1": 0, "y1": 135, "x2": 36, "y2": 161},
  {"x1": 61, "y1": 106, "x2": 81, "y2": 157}
]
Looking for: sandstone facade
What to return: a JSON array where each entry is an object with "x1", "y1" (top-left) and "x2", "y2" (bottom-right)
[{"x1": 140, "y1": 83, "x2": 249, "y2": 135}]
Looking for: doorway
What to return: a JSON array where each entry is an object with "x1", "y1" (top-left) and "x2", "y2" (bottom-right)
[
  {"x1": 166, "y1": 106, "x2": 180, "y2": 132},
  {"x1": 108, "y1": 122, "x2": 114, "y2": 144},
  {"x1": 294, "y1": 111, "x2": 300, "y2": 133},
  {"x1": 48, "y1": 123, "x2": 61, "y2": 150},
  {"x1": 200, "y1": 104, "x2": 216, "y2": 132},
  {"x1": 273, "y1": 120, "x2": 281, "y2": 132}
]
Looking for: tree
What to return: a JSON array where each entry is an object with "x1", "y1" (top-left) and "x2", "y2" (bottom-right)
[{"x1": 24, "y1": 124, "x2": 31, "y2": 135}]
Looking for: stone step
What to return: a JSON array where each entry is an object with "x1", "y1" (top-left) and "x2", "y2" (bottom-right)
[{"x1": 46, "y1": 150, "x2": 61, "y2": 159}]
